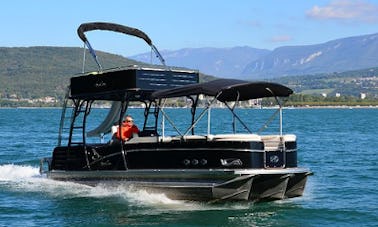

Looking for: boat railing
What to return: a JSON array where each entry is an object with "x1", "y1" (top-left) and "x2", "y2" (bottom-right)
[
  {"x1": 120, "y1": 133, "x2": 296, "y2": 146},
  {"x1": 260, "y1": 134, "x2": 296, "y2": 151},
  {"x1": 182, "y1": 135, "x2": 209, "y2": 140},
  {"x1": 160, "y1": 134, "x2": 262, "y2": 143},
  {"x1": 126, "y1": 134, "x2": 262, "y2": 144},
  {"x1": 125, "y1": 136, "x2": 159, "y2": 144},
  {"x1": 207, "y1": 134, "x2": 261, "y2": 142}
]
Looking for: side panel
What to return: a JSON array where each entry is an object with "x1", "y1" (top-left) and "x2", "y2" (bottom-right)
[
  {"x1": 125, "y1": 140, "x2": 263, "y2": 169},
  {"x1": 136, "y1": 69, "x2": 199, "y2": 89},
  {"x1": 50, "y1": 140, "x2": 297, "y2": 171},
  {"x1": 70, "y1": 70, "x2": 137, "y2": 97},
  {"x1": 51, "y1": 140, "x2": 265, "y2": 170},
  {"x1": 285, "y1": 141, "x2": 297, "y2": 167},
  {"x1": 70, "y1": 69, "x2": 199, "y2": 98},
  {"x1": 51, "y1": 146, "x2": 87, "y2": 170}
]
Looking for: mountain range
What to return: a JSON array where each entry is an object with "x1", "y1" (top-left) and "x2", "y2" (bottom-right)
[
  {"x1": 130, "y1": 47, "x2": 269, "y2": 79},
  {"x1": 1, "y1": 32, "x2": 378, "y2": 102},
  {"x1": 130, "y1": 33, "x2": 378, "y2": 79}
]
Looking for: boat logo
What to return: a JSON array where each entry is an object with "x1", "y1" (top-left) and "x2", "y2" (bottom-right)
[
  {"x1": 95, "y1": 80, "x2": 107, "y2": 88},
  {"x1": 270, "y1": 155, "x2": 280, "y2": 164},
  {"x1": 220, "y1": 158, "x2": 243, "y2": 167}
]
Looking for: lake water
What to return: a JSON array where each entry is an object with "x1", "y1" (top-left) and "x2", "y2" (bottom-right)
[{"x1": 0, "y1": 108, "x2": 377, "y2": 226}]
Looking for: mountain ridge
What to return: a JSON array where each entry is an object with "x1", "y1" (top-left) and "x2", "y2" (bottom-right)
[
  {"x1": 242, "y1": 33, "x2": 378, "y2": 79},
  {"x1": 130, "y1": 46, "x2": 270, "y2": 78},
  {"x1": 130, "y1": 33, "x2": 378, "y2": 79}
]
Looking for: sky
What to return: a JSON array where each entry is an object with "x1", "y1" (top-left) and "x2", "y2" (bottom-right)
[{"x1": 2, "y1": 0, "x2": 378, "y2": 56}]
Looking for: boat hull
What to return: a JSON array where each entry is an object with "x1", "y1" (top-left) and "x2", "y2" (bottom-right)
[
  {"x1": 42, "y1": 135, "x2": 311, "y2": 202},
  {"x1": 43, "y1": 168, "x2": 311, "y2": 202}
]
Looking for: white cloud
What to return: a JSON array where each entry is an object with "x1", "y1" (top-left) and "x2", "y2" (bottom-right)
[{"x1": 306, "y1": 0, "x2": 378, "y2": 23}]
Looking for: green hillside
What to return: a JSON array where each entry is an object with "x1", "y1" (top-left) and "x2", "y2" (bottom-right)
[
  {"x1": 0, "y1": 47, "x2": 213, "y2": 106},
  {"x1": 274, "y1": 67, "x2": 378, "y2": 98},
  {"x1": 0, "y1": 46, "x2": 376, "y2": 107},
  {"x1": 0, "y1": 47, "x2": 140, "y2": 100}
]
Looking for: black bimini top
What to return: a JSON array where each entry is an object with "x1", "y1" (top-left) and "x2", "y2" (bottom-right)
[
  {"x1": 77, "y1": 22, "x2": 152, "y2": 45},
  {"x1": 151, "y1": 79, "x2": 293, "y2": 102}
]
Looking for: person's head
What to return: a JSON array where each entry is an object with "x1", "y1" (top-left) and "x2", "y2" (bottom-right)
[{"x1": 124, "y1": 115, "x2": 134, "y2": 125}]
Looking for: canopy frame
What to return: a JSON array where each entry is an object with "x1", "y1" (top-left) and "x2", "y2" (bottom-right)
[
  {"x1": 152, "y1": 79, "x2": 292, "y2": 137},
  {"x1": 77, "y1": 22, "x2": 166, "y2": 72}
]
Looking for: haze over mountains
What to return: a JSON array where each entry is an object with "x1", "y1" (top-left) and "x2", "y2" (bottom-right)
[
  {"x1": 131, "y1": 47, "x2": 269, "y2": 79},
  {"x1": 130, "y1": 33, "x2": 378, "y2": 79}
]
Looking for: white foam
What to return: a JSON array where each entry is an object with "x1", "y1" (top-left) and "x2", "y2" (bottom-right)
[
  {"x1": 0, "y1": 164, "x2": 200, "y2": 210},
  {"x1": 0, "y1": 164, "x2": 253, "y2": 211},
  {"x1": 0, "y1": 164, "x2": 39, "y2": 180},
  {"x1": 0, "y1": 164, "x2": 92, "y2": 198}
]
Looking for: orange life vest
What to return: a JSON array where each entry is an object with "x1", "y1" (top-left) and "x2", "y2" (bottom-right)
[{"x1": 115, "y1": 122, "x2": 139, "y2": 141}]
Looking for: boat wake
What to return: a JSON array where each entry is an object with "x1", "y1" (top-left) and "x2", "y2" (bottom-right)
[{"x1": 0, "y1": 164, "x2": 230, "y2": 210}]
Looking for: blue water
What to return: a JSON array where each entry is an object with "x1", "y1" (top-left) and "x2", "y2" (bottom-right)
[{"x1": 0, "y1": 108, "x2": 377, "y2": 226}]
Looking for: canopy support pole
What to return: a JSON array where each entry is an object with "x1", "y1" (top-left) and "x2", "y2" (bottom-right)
[
  {"x1": 273, "y1": 96, "x2": 283, "y2": 136},
  {"x1": 159, "y1": 99, "x2": 184, "y2": 136},
  {"x1": 118, "y1": 96, "x2": 130, "y2": 170},
  {"x1": 190, "y1": 95, "x2": 199, "y2": 135},
  {"x1": 224, "y1": 102, "x2": 253, "y2": 134},
  {"x1": 81, "y1": 43, "x2": 86, "y2": 73},
  {"x1": 183, "y1": 94, "x2": 220, "y2": 136}
]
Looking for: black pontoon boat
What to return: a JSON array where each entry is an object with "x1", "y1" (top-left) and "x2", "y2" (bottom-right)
[{"x1": 40, "y1": 22, "x2": 311, "y2": 202}]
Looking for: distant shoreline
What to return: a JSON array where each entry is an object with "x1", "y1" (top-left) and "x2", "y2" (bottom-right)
[
  {"x1": 287, "y1": 105, "x2": 378, "y2": 109},
  {"x1": 1, "y1": 105, "x2": 378, "y2": 110}
]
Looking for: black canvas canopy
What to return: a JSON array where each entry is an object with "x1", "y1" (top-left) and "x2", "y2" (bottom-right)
[
  {"x1": 151, "y1": 79, "x2": 293, "y2": 102},
  {"x1": 77, "y1": 22, "x2": 152, "y2": 45},
  {"x1": 77, "y1": 22, "x2": 166, "y2": 69}
]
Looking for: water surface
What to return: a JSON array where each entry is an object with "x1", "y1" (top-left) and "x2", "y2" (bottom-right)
[{"x1": 0, "y1": 108, "x2": 377, "y2": 226}]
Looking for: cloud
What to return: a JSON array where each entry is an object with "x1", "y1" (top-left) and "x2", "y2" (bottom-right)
[
  {"x1": 269, "y1": 35, "x2": 293, "y2": 43},
  {"x1": 306, "y1": 0, "x2": 378, "y2": 23}
]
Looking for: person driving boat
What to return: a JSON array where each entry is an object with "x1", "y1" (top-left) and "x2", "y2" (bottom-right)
[{"x1": 114, "y1": 115, "x2": 139, "y2": 141}]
